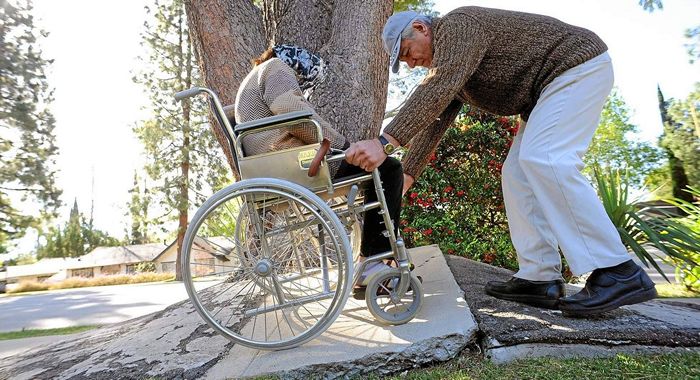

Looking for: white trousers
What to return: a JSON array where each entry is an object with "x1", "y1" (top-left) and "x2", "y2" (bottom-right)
[{"x1": 502, "y1": 52, "x2": 630, "y2": 281}]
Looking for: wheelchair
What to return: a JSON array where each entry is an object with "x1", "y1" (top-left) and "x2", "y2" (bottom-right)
[{"x1": 174, "y1": 87, "x2": 423, "y2": 350}]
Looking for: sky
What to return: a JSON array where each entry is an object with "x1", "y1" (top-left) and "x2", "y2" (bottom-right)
[{"x1": 9, "y1": 0, "x2": 700, "y2": 256}]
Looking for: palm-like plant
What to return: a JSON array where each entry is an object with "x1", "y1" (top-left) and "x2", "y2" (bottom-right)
[
  {"x1": 593, "y1": 166, "x2": 699, "y2": 282},
  {"x1": 664, "y1": 186, "x2": 700, "y2": 289}
]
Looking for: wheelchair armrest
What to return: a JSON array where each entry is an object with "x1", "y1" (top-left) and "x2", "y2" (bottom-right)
[{"x1": 234, "y1": 110, "x2": 313, "y2": 135}]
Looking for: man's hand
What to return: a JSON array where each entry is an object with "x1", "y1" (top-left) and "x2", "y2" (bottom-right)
[
  {"x1": 402, "y1": 173, "x2": 415, "y2": 195},
  {"x1": 345, "y1": 139, "x2": 387, "y2": 172}
]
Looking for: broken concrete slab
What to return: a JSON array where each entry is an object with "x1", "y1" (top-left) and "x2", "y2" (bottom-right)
[
  {"x1": 0, "y1": 246, "x2": 477, "y2": 380},
  {"x1": 445, "y1": 255, "x2": 700, "y2": 363},
  {"x1": 204, "y1": 245, "x2": 477, "y2": 379}
]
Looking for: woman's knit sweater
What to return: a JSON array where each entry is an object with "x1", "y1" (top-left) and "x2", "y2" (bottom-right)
[
  {"x1": 234, "y1": 58, "x2": 347, "y2": 161},
  {"x1": 385, "y1": 6, "x2": 608, "y2": 178}
]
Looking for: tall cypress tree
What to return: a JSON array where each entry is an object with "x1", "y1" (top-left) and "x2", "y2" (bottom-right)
[
  {"x1": 63, "y1": 199, "x2": 85, "y2": 257},
  {"x1": 37, "y1": 197, "x2": 121, "y2": 259},
  {"x1": 666, "y1": 84, "x2": 700, "y2": 188},
  {"x1": 0, "y1": 0, "x2": 62, "y2": 254},
  {"x1": 134, "y1": 0, "x2": 229, "y2": 280},
  {"x1": 657, "y1": 86, "x2": 693, "y2": 203},
  {"x1": 125, "y1": 171, "x2": 151, "y2": 245}
]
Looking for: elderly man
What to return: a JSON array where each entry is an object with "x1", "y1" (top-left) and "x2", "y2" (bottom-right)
[{"x1": 344, "y1": 6, "x2": 656, "y2": 317}]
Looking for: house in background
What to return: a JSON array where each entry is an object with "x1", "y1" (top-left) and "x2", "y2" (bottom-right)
[
  {"x1": 153, "y1": 237, "x2": 233, "y2": 276},
  {"x1": 1, "y1": 237, "x2": 234, "y2": 291},
  {"x1": 1, "y1": 257, "x2": 73, "y2": 285},
  {"x1": 66, "y1": 243, "x2": 168, "y2": 278}
]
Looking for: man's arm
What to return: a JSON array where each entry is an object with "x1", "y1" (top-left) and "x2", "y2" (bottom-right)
[
  {"x1": 401, "y1": 99, "x2": 463, "y2": 193},
  {"x1": 346, "y1": 15, "x2": 491, "y2": 170},
  {"x1": 383, "y1": 15, "x2": 490, "y2": 146}
]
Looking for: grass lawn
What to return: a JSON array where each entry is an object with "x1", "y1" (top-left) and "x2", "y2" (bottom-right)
[
  {"x1": 656, "y1": 283, "x2": 700, "y2": 298},
  {"x1": 376, "y1": 351, "x2": 700, "y2": 380},
  {"x1": 0, "y1": 326, "x2": 98, "y2": 341}
]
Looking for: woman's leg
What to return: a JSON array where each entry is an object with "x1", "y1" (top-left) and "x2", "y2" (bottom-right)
[{"x1": 335, "y1": 157, "x2": 403, "y2": 257}]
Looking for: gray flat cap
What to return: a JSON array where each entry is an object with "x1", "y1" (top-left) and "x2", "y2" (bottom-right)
[{"x1": 382, "y1": 11, "x2": 418, "y2": 74}]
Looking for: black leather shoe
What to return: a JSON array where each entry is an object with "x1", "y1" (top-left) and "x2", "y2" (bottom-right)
[
  {"x1": 559, "y1": 261, "x2": 657, "y2": 317},
  {"x1": 485, "y1": 277, "x2": 565, "y2": 309}
]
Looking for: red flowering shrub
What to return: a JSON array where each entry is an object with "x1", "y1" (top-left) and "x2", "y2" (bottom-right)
[{"x1": 400, "y1": 108, "x2": 519, "y2": 269}]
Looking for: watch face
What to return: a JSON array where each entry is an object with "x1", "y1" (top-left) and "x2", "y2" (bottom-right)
[{"x1": 384, "y1": 143, "x2": 395, "y2": 155}]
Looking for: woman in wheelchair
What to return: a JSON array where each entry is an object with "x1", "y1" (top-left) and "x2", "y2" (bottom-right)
[{"x1": 235, "y1": 44, "x2": 403, "y2": 289}]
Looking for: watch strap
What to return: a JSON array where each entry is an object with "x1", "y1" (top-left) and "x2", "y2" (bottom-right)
[{"x1": 378, "y1": 135, "x2": 390, "y2": 146}]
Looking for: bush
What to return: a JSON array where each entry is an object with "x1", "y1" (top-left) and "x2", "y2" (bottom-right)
[
  {"x1": 135, "y1": 262, "x2": 156, "y2": 273},
  {"x1": 7, "y1": 281, "x2": 50, "y2": 293},
  {"x1": 665, "y1": 186, "x2": 700, "y2": 291},
  {"x1": 401, "y1": 109, "x2": 518, "y2": 270},
  {"x1": 593, "y1": 166, "x2": 700, "y2": 284}
]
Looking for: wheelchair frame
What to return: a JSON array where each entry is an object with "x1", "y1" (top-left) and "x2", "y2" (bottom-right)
[{"x1": 174, "y1": 87, "x2": 422, "y2": 350}]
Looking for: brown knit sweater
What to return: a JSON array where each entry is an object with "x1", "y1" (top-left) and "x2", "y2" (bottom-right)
[
  {"x1": 385, "y1": 6, "x2": 608, "y2": 178},
  {"x1": 234, "y1": 58, "x2": 348, "y2": 169}
]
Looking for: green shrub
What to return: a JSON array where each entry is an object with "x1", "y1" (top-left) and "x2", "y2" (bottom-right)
[
  {"x1": 665, "y1": 186, "x2": 700, "y2": 290},
  {"x1": 593, "y1": 166, "x2": 700, "y2": 283},
  {"x1": 135, "y1": 262, "x2": 156, "y2": 273},
  {"x1": 401, "y1": 110, "x2": 517, "y2": 270}
]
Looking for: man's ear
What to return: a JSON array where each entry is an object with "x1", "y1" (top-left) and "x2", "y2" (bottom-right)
[{"x1": 412, "y1": 21, "x2": 429, "y2": 36}]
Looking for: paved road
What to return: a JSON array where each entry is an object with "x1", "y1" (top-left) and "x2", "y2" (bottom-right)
[
  {"x1": 0, "y1": 335, "x2": 73, "y2": 359},
  {"x1": 0, "y1": 281, "x2": 191, "y2": 332},
  {"x1": 630, "y1": 247, "x2": 679, "y2": 285}
]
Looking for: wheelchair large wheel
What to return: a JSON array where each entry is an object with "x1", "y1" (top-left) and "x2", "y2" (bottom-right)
[
  {"x1": 182, "y1": 178, "x2": 352, "y2": 350},
  {"x1": 365, "y1": 269, "x2": 423, "y2": 325}
]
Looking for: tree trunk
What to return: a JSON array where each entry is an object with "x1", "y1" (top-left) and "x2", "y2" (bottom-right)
[
  {"x1": 176, "y1": 8, "x2": 194, "y2": 282},
  {"x1": 184, "y1": 0, "x2": 266, "y2": 178},
  {"x1": 184, "y1": 0, "x2": 392, "y2": 177}
]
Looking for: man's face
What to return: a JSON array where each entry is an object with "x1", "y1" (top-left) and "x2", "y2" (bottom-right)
[{"x1": 398, "y1": 21, "x2": 433, "y2": 69}]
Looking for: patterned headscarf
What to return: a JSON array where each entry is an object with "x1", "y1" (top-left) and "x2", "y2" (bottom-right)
[{"x1": 273, "y1": 44, "x2": 328, "y2": 95}]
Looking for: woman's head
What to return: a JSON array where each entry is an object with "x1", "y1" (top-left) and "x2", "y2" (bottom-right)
[{"x1": 253, "y1": 44, "x2": 327, "y2": 93}]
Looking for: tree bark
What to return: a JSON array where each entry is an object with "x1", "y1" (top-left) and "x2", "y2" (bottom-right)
[
  {"x1": 184, "y1": 0, "x2": 267, "y2": 178},
  {"x1": 308, "y1": 0, "x2": 392, "y2": 142},
  {"x1": 184, "y1": 0, "x2": 393, "y2": 177}
]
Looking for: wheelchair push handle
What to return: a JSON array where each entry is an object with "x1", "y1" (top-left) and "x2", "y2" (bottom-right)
[{"x1": 174, "y1": 87, "x2": 203, "y2": 101}]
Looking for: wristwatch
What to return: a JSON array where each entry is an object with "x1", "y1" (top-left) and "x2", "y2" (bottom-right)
[{"x1": 378, "y1": 135, "x2": 396, "y2": 155}]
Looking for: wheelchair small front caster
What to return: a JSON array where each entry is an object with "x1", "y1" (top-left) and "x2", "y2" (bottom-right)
[{"x1": 365, "y1": 268, "x2": 423, "y2": 325}]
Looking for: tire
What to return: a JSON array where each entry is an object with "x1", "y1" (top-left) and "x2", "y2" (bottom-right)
[
  {"x1": 182, "y1": 178, "x2": 352, "y2": 350},
  {"x1": 365, "y1": 268, "x2": 423, "y2": 325}
]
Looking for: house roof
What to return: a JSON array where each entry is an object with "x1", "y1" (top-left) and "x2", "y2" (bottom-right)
[
  {"x1": 195, "y1": 237, "x2": 233, "y2": 261},
  {"x1": 68, "y1": 243, "x2": 168, "y2": 270},
  {"x1": 152, "y1": 237, "x2": 233, "y2": 262}
]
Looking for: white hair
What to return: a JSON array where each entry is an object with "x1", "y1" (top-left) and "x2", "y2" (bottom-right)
[{"x1": 400, "y1": 15, "x2": 433, "y2": 39}]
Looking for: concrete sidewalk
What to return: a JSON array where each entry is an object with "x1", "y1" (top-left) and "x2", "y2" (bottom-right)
[
  {"x1": 445, "y1": 256, "x2": 700, "y2": 363},
  {"x1": 0, "y1": 246, "x2": 477, "y2": 380}
]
